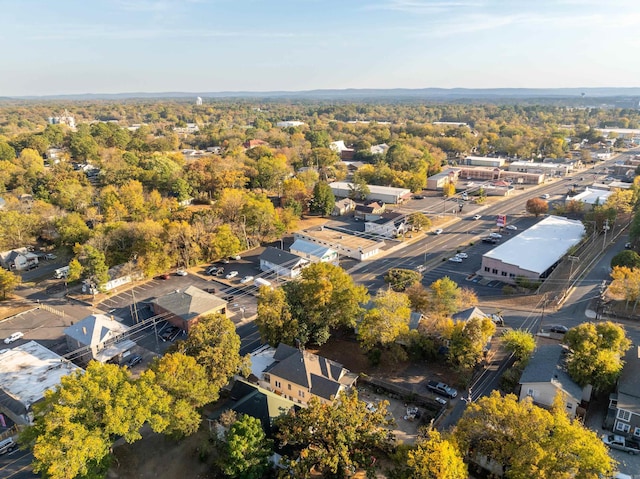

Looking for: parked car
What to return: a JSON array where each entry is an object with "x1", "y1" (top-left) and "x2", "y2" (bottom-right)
[
  {"x1": 456, "y1": 252, "x2": 468, "y2": 259},
  {"x1": 427, "y1": 380, "x2": 457, "y2": 398},
  {"x1": 240, "y1": 275, "x2": 254, "y2": 284},
  {"x1": 506, "y1": 225, "x2": 518, "y2": 231},
  {"x1": 0, "y1": 436, "x2": 18, "y2": 455},
  {"x1": 205, "y1": 265, "x2": 218, "y2": 275},
  {"x1": 230, "y1": 254, "x2": 241, "y2": 260},
  {"x1": 225, "y1": 271, "x2": 239, "y2": 279},
  {"x1": 448, "y1": 256, "x2": 463, "y2": 263},
  {"x1": 415, "y1": 265, "x2": 427, "y2": 273},
  {"x1": 125, "y1": 355, "x2": 143, "y2": 368},
  {"x1": 489, "y1": 232, "x2": 502, "y2": 239},
  {"x1": 482, "y1": 237, "x2": 499, "y2": 244},
  {"x1": 175, "y1": 269, "x2": 188, "y2": 276},
  {"x1": 625, "y1": 242, "x2": 632, "y2": 249},
  {"x1": 548, "y1": 324, "x2": 569, "y2": 334},
  {"x1": 4, "y1": 332, "x2": 24, "y2": 344},
  {"x1": 541, "y1": 193, "x2": 550, "y2": 199},
  {"x1": 215, "y1": 268, "x2": 225, "y2": 276},
  {"x1": 45, "y1": 253, "x2": 57, "y2": 260},
  {"x1": 434, "y1": 228, "x2": 443, "y2": 235},
  {"x1": 413, "y1": 194, "x2": 425, "y2": 200},
  {"x1": 157, "y1": 273, "x2": 170, "y2": 280},
  {"x1": 435, "y1": 397, "x2": 448, "y2": 406},
  {"x1": 472, "y1": 214, "x2": 482, "y2": 220},
  {"x1": 160, "y1": 326, "x2": 179, "y2": 342}
]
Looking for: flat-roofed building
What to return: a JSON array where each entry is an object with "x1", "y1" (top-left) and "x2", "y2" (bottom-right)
[
  {"x1": 294, "y1": 227, "x2": 384, "y2": 261},
  {"x1": 479, "y1": 215, "x2": 585, "y2": 283},
  {"x1": 0, "y1": 341, "x2": 82, "y2": 424},
  {"x1": 568, "y1": 187, "x2": 614, "y2": 206},
  {"x1": 465, "y1": 156, "x2": 506, "y2": 168},
  {"x1": 508, "y1": 160, "x2": 571, "y2": 177},
  {"x1": 329, "y1": 182, "x2": 412, "y2": 205}
]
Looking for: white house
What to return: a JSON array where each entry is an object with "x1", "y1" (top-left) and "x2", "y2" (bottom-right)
[
  {"x1": 364, "y1": 212, "x2": 408, "y2": 238},
  {"x1": 329, "y1": 182, "x2": 412, "y2": 204},
  {"x1": 64, "y1": 314, "x2": 136, "y2": 364},
  {"x1": 0, "y1": 248, "x2": 38, "y2": 271},
  {"x1": 259, "y1": 247, "x2": 309, "y2": 278}
]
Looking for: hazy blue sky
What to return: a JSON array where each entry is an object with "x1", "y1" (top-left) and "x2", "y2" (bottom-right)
[{"x1": 1, "y1": 0, "x2": 639, "y2": 96}]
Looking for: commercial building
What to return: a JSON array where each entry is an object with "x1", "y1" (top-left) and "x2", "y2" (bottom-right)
[
  {"x1": 259, "y1": 247, "x2": 309, "y2": 278},
  {"x1": 329, "y1": 181, "x2": 412, "y2": 205},
  {"x1": 479, "y1": 215, "x2": 585, "y2": 283},
  {"x1": 465, "y1": 156, "x2": 506, "y2": 168},
  {"x1": 0, "y1": 341, "x2": 82, "y2": 424},
  {"x1": 427, "y1": 167, "x2": 544, "y2": 191},
  {"x1": 294, "y1": 227, "x2": 384, "y2": 261},
  {"x1": 289, "y1": 239, "x2": 338, "y2": 265},
  {"x1": 64, "y1": 313, "x2": 136, "y2": 364},
  {"x1": 568, "y1": 187, "x2": 614, "y2": 206},
  {"x1": 508, "y1": 160, "x2": 572, "y2": 177}
]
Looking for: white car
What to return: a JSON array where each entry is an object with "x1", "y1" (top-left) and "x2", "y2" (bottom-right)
[
  {"x1": 541, "y1": 193, "x2": 550, "y2": 199},
  {"x1": 225, "y1": 271, "x2": 238, "y2": 279},
  {"x1": 230, "y1": 254, "x2": 241, "y2": 260},
  {"x1": 506, "y1": 225, "x2": 518, "y2": 231},
  {"x1": 489, "y1": 232, "x2": 502, "y2": 239},
  {"x1": 448, "y1": 256, "x2": 463, "y2": 263},
  {"x1": 415, "y1": 265, "x2": 427, "y2": 273},
  {"x1": 240, "y1": 275, "x2": 254, "y2": 284},
  {"x1": 434, "y1": 228, "x2": 443, "y2": 235},
  {"x1": 472, "y1": 214, "x2": 481, "y2": 220},
  {"x1": 456, "y1": 252, "x2": 468, "y2": 259},
  {"x1": 4, "y1": 332, "x2": 24, "y2": 344},
  {"x1": 175, "y1": 269, "x2": 188, "y2": 276}
]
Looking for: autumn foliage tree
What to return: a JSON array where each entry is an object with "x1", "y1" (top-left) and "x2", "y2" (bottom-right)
[
  {"x1": 358, "y1": 289, "x2": 411, "y2": 351},
  {"x1": 526, "y1": 197, "x2": 549, "y2": 216}
]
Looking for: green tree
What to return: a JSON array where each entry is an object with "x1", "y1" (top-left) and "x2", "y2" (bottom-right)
[
  {"x1": 220, "y1": 415, "x2": 273, "y2": 479},
  {"x1": 151, "y1": 352, "x2": 213, "y2": 437},
  {"x1": 76, "y1": 245, "x2": 110, "y2": 292},
  {"x1": 429, "y1": 277, "x2": 477, "y2": 318},
  {"x1": 0, "y1": 140, "x2": 16, "y2": 161},
  {"x1": 384, "y1": 268, "x2": 422, "y2": 292},
  {"x1": 67, "y1": 258, "x2": 84, "y2": 283},
  {"x1": 408, "y1": 212, "x2": 432, "y2": 231},
  {"x1": 405, "y1": 429, "x2": 467, "y2": 479},
  {"x1": 283, "y1": 262, "x2": 369, "y2": 346},
  {"x1": 309, "y1": 181, "x2": 335, "y2": 217},
  {"x1": 0, "y1": 268, "x2": 20, "y2": 300},
  {"x1": 211, "y1": 224, "x2": 242, "y2": 261},
  {"x1": 0, "y1": 210, "x2": 41, "y2": 250},
  {"x1": 448, "y1": 315, "x2": 495, "y2": 371},
  {"x1": 609, "y1": 266, "x2": 640, "y2": 311},
  {"x1": 501, "y1": 329, "x2": 536, "y2": 363},
  {"x1": 175, "y1": 313, "x2": 250, "y2": 398},
  {"x1": 526, "y1": 197, "x2": 549, "y2": 217},
  {"x1": 348, "y1": 177, "x2": 370, "y2": 201},
  {"x1": 275, "y1": 391, "x2": 393, "y2": 478},
  {"x1": 56, "y1": 212, "x2": 92, "y2": 247},
  {"x1": 21, "y1": 362, "x2": 171, "y2": 479},
  {"x1": 358, "y1": 289, "x2": 411, "y2": 351},
  {"x1": 255, "y1": 287, "x2": 299, "y2": 346},
  {"x1": 564, "y1": 321, "x2": 631, "y2": 391},
  {"x1": 253, "y1": 153, "x2": 290, "y2": 192},
  {"x1": 611, "y1": 250, "x2": 640, "y2": 269},
  {"x1": 454, "y1": 391, "x2": 615, "y2": 479}
]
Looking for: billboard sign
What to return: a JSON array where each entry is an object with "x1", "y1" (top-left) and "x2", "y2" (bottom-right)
[{"x1": 496, "y1": 214, "x2": 507, "y2": 228}]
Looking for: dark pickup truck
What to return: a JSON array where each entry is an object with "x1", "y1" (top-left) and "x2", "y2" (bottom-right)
[{"x1": 427, "y1": 381, "x2": 458, "y2": 398}]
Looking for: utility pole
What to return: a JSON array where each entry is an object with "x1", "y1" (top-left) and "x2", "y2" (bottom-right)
[{"x1": 602, "y1": 219, "x2": 609, "y2": 251}]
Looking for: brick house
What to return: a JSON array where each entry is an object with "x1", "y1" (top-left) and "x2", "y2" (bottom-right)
[{"x1": 150, "y1": 285, "x2": 227, "y2": 333}]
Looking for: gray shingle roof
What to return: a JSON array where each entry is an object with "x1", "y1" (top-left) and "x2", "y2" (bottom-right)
[
  {"x1": 519, "y1": 344, "x2": 582, "y2": 400},
  {"x1": 616, "y1": 346, "x2": 640, "y2": 415},
  {"x1": 260, "y1": 247, "x2": 307, "y2": 268},
  {"x1": 266, "y1": 344, "x2": 357, "y2": 401},
  {"x1": 452, "y1": 307, "x2": 486, "y2": 323},
  {"x1": 151, "y1": 285, "x2": 227, "y2": 321},
  {"x1": 64, "y1": 313, "x2": 129, "y2": 346}
]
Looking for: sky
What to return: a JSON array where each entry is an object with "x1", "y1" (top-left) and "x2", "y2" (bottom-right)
[{"x1": 1, "y1": 0, "x2": 640, "y2": 96}]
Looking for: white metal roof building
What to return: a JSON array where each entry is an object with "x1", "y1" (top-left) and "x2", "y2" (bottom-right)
[
  {"x1": 0, "y1": 341, "x2": 82, "y2": 424},
  {"x1": 568, "y1": 187, "x2": 614, "y2": 206},
  {"x1": 329, "y1": 182, "x2": 412, "y2": 205},
  {"x1": 289, "y1": 239, "x2": 338, "y2": 265},
  {"x1": 479, "y1": 215, "x2": 585, "y2": 283}
]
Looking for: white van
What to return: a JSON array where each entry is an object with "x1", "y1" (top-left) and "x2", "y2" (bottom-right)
[
  {"x1": 0, "y1": 436, "x2": 17, "y2": 455},
  {"x1": 254, "y1": 278, "x2": 272, "y2": 289},
  {"x1": 54, "y1": 266, "x2": 70, "y2": 279}
]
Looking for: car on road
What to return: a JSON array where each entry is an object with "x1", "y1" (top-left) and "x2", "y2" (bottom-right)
[
  {"x1": 4, "y1": 332, "x2": 24, "y2": 344},
  {"x1": 0, "y1": 436, "x2": 18, "y2": 455},
  {"x1": 434, "y1": 228, "x2": 443, "y2": 235},
  {"x1": 548, "y1": 324, "x2": 569, "y2": 334},
  {"x1": 456, "y1": 252, "x2": 468, "y2": 259},
  {"x1": 449, "y1": 256, "x2": 463, "y2": 263},
  {"x1": 125, "y1": 355, "x2": 143, "y2": 368},
  {"x1": 240, "y1": 275, "x2": 254, "y2": 284},
  {"x1": 175, "y1": 269, "x2": 188, "y2": 276},
  {"x1": 472, "y1": 214, "x2": 482, "y2": 220},
  {"x1": 225, "y1": 271, "x2": 239, "y2": 279},
  {"x1": 506, "y1": 225, "x2": 518, "y2": 231},
  {"x1": 489, "y1": 232, "x2": 502, "y2": 239},
  {"x1": 625, "y1": 242, "x2": 633, "y2": 249}
]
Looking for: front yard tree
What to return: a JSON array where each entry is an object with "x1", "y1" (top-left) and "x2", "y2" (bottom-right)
[
  {"x1": 526, "y1": 197, "x2": 549, "y2": 217},
  {"x1": 275, "y1": 391, "x2": 393, "y2": 478},
  {"x1": 358, "y1": 289, "x2": 411, "y2": 351},
  {"x1": 256, "y1": 286, "x2": 299, "y2": 346},
  {"x1": 21, "y1": 362, "x2": 171, "y2": 479},
  {"x1": 609, "y1": 266, "x2": 640, "y2": 311},
  {"x1": 176, "y1": 313, "x2": 250, "y2": 398},
  {"x1": 219, "y1": 415, "x2": 273, "y2": 479},
  {"x1": 405, "y1": 429, "x2": 467, "y2": 479},
  {"x1": 284, "y1": 262, "x2": 369, "y2": 346},
  {"x1": 408, "y1": 212, "x2": 431, "y2": 231},
  {"x1": 150, "y1": 352, "x2": 213, "y2": 437},
  {"x1": 429, "y1": 277, "x2": 477, "y2": 318},
  {"x1": 501, "y1": 329, "x2": 536, "y2": 363},
  {"x1": 0, "y1": 267, "x2": 19, "y2": 299},
  {"x1": 448, "y1": 315, "x2": 496, "y2": 371},
  {"x1": 454, "y1": 391, "x2": 614, "y2": 479},
  {"x1": 564, "y1": 321, "x2": 631, "y2": 391},
  {"x1": 309, "y1": 180, "x2": 335, "y2": 216}
]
